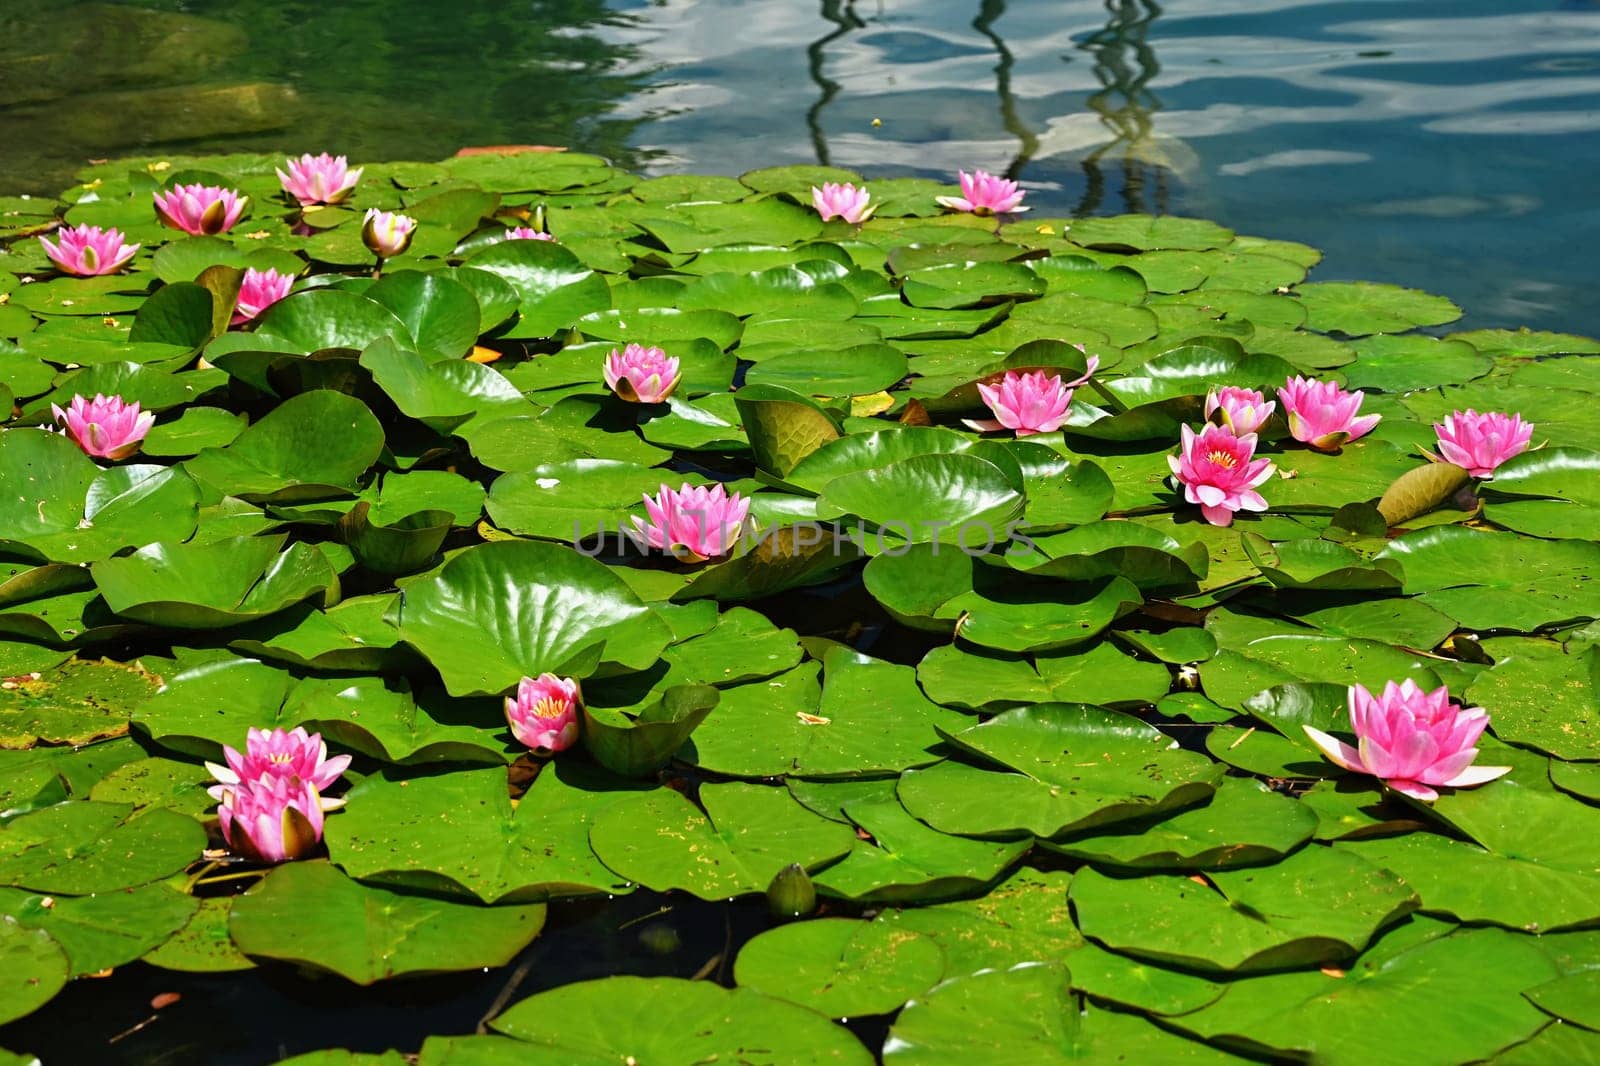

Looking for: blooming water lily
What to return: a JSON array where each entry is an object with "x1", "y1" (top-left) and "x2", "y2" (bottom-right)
[
  {"x1": 1279, "y1": 375, "x2": 1380, "y2": 451},
  {"x1": 604, "y1": 343, "x2": 682, "y2": 404},
  {"x1": 38, "y1": 223, "x2": 139, "y2": 276},
  {"x1": 1304, "y1": 680, "x2": 1513, "y2": 801},
  {"x1": 206, "y1": 727, "x2": 351, "y2": 863},
  {"x1": 628, "y1": 482, "x2": 751, "y2": 561},
  {"x1": 232, "y1": 267, "x2": 295, "y2": 325},
  {"x1": 1168, "y1": 423, "x2": 1275, "y2": 526},
  {"x1": 967, "y1": 357, "x2": 1100, "y2": 435},
  {"x1": 811, "y1": 182, "x2": 874, "y2": 223},
  {"x1": 51, "y1": 393, "x2": 155, "y2": 460},
  {"x1": 277, "y1": 152, "x2": 363, "y2": 205},
  {"x1": 1205, "y1": 386, "x2": 1276, "y2": 435},
  {"x1": 936, "y1": 169, "x2": 1028, "y2": 215},
  {"x1": 153, "y1": 183, "x2": 248, "y2": 235},
  {"x1": 505, "y1": 674, "x2": 582, "y2": 753},
  {"x1": 1430, "y1": 409, "x2": 1534, "y2": 477}
]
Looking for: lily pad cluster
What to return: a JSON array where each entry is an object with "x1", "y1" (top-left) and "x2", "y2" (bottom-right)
[{"x1": 1, "y1": 150, "x2": 1599, "y2": 1063}]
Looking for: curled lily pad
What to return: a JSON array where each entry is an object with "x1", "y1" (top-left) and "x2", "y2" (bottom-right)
[{"x1": 91, "y1": 535, "x2": 338, "y2": 629}]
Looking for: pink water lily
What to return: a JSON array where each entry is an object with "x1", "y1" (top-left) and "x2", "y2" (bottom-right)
[
  {"x1": 362, "y1": 209, "x2": 417, "y2": 258},
  {"x1": 204, "y1": 726, "x2": 352, "y2": 794},
  {"x1": 277, "y1": 152, "x2": 363, "y2": 205},
  {"x1": 51, "y1": 393, "x2": 155, "y2": 460},
  {"x1": 966, "y1": 357, "x2": 1100, "y2": 436},
  {"x1": 1303, "y1": 680, "x2": 1513, "y2": 802},
  {"x1": 1205, "y1": 386, "x2": 1276, "y2": 436},
  {"x1": 936, "y1": 169, "x2": 1028, "y2": 215},
  {"x1": 232, "y1": 267, "x2": 295, "y2": 325},
  {"x1": 1429, "y1": 409, "x2": 1534, "y2": 478},
  {"x1": 604, "y1": 343, "x2": 682, "y2": 404},
  {"x1": 505, "y1": 674, "x2": 582, "y2": 754},
  {"x1": 628, "y1": 482, "x2": 751, "y2": 562},
  {"x1": 153, "y1": 183, "x2": 248, "y2": 236},
  {"x1": 206, "y1": 727, "x2": 350, "y2": 864},
  {"x1": 213, "y1": 775, "x2": 332, "y2": 864},
  {"x1": 38, "y1": 224, "x2": 140, "y2": 276},
  {"x1": 503, "y1": 226, "x2": 556, "y2": 242},
  {"x1": 1278, "y1": 375, "x2": 1380, "y2": 452},
  {"x1": 811, "y1": 182, "x2": 874, "y2": 223},
  {"x1": 1168, "y1": 423, "x2": 1275, "y2": 526}
]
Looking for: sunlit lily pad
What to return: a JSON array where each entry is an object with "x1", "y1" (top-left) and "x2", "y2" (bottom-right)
[{"x1": 229, "y1": 861, "x2": 545, "y2": 984}]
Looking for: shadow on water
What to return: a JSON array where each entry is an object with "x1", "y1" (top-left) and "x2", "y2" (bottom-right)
[{"x1": 0, "y1": 0, "x2": 658, "y2": 192}]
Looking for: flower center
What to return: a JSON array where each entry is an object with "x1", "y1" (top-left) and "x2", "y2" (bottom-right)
[
  {"x1": 534, "y1": 696, "x2": 569, "y2": 719},
  {"x1": 1205, "y1": 449, "x2": 1238, "y2": 469},
  {"x1": 269, "y1": 753, "x2": 294, "y2": 764}
]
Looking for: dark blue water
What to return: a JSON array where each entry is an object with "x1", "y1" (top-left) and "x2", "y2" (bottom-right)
[{"x1": 3, "y1": 0, "x2": 1596, "y2": 335}]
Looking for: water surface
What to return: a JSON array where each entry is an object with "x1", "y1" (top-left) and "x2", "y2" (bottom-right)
[{"x1": 2, "y1": 0, "x2": 1596, "y2": 334}]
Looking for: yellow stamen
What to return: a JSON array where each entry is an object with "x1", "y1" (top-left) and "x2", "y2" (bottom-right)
[{"x1": 1206, "y1": 449, "x2": 1238, "y2": 469}]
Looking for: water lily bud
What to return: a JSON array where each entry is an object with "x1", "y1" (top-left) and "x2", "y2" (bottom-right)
[
  {"x1": 766, "y1": 862, "x2": 817, "y2": 919},
  {"x1": 362, "y1": 209, "x2": 417, "y2": 258}
]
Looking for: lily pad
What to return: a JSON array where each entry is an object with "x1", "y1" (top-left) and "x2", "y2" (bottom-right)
[{"x1": 228, "y1": 861, "x2": 546, "y2": 984}]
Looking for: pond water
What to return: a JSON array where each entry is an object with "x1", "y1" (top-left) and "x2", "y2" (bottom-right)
[
  {"x1": 2, "y1": 3, "x2": 1598, "y2": 1064},
  {"x1": 1, "y1": 0, "x2": 1597, "y2": 337}
]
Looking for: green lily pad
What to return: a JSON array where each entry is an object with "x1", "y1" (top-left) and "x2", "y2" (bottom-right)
[
  {"x1": 1042, "y1": 777, "x2": 1317, "y2": 870},
  {"x1": 0, "y1": 657, "x2": 156, "y2": 749},
  {"x1": 394, "y1": 540, "x2": 674, "y2": 696},
  {"x1": 812, "y1": 797, "x2": 1030, "y2": 904},
  {"x1": 0, "y1": 920, "x2": 66, "y2": 1027},
  {"x1": 733, "y1": 918, "x2": 945, "y2": 1018},
  {"x1": 874, "y1": 869, "x2": 1082, "y2": 978},
  {"x1": 1069, "y1": 845, "x2": 1418, "y2": 973},
  {"x1": 1295, "y1": 281, "x2": 1461, "y2": 336},
  {"x1": 228, "y1": 861, "x2": 546, "y2": 984},
  {"x1": 1170, "y1": 926, "x2": 1557, "y2": 1065},
  {"x1": 0, "y1": 801, "x2": 204, "y2": 894},
  {"x1": 326, "y1": 763, "x2": 637, "y2": 902},
  {"x1": 141, "y1": 897, "x2": 254, "y2": 973},
  {"x1": 897, "y1": 704, "x2": 1222, "y2": 838},
  {"x1": 489, "y1": 975, "x2": 873, "y2": 1065},
  {"x1": 183, "y1": 388, "x2": 384, "y2": 502},
  {"x1": 884, "y1": 963, "x2": 1232, "y2": 1064},
  {"x1": 0, "y1": 883, "x2": 195, "y2": 975},
  {"x1": 588, "y1": 782, "x2": 857, "y2": 900},
  {"x1": 91, "y1": 535, "x2": 337, "y2": 629}
]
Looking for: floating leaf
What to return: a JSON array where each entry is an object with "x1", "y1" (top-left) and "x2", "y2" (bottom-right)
[{"x1": 229, "y1": 861, "x2": 545, "y2": 984}]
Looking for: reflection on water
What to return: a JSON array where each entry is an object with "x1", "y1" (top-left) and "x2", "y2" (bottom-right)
[
  {"x1": 1076, "y1": 0, "x2": 1167, "y2": 217},
  {"x1": 1, "y1": 0, "x2": 1597, "y2": 334}
]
